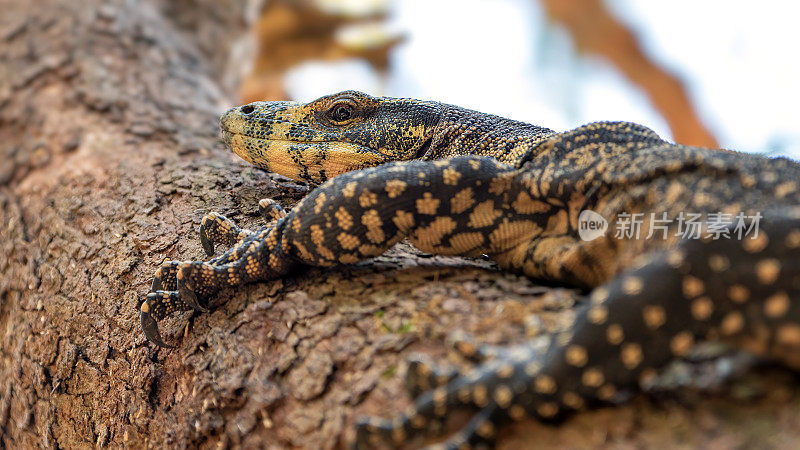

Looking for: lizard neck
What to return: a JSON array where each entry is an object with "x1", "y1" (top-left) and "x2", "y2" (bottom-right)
[{"x1": 424, "y1": 104, "x2": 556, "y2": 167}]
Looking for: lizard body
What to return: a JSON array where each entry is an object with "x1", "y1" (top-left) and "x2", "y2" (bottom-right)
[{"x1": 141, "y1": 91, "x2": 800, "y2": 449}]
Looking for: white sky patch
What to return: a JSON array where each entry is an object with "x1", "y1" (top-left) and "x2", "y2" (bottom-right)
[
  {"x1": 386, "y1": 0, "x2": 567, "y2": 128},
  {"x1": 284, "y1": 59, "x2": 384, "y2": 101},
  {"x1": 608, "y1": 0, "x2": 800, "y2": 156}
]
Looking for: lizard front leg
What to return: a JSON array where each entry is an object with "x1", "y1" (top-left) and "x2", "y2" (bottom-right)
[{"x1": 141, "y1": 155, "x2": 547, "y2": 346}]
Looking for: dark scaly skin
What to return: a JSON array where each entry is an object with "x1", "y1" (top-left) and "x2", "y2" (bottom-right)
[{"x1": 141, "y1": 91, "x2": 800, "y2": 448}]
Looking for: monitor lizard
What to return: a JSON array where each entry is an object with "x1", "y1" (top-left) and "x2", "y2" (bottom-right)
[{"x1": 140, "y1": 91, "x2": 800, "y2": 449}]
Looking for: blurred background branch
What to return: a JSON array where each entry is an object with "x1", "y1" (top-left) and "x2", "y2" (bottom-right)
[
  {"x1": 540, "y1": 0, "x2": 717, "y2": 147},
  {"x1": 240, "y1": 0, "x2": 401, "y2": 101}
]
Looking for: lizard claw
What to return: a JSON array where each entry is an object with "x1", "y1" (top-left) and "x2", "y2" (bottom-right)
[
  {"x1": 199, "y1": 223, "x2": 215, "y2": 256},
  {"x1": 178, "y1": 276, "x2": 209, "y2": 312},
  {"x1": 140, "y1": 297, "x2": 175, "y2": 348}
]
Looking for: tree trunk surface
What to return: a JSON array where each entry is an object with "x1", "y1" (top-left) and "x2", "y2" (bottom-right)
[{"x1": 2, "y1": 1, "x2": 800, "y2": 448}]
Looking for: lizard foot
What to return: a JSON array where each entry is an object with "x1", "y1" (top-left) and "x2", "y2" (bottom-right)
[
  {"x1": 140, "y1": 291, "x2": 182, "y2": 348},
  {"x1": 354, "y1": 340, "x2": 551, "y2": 449},
  {"x1": 199, "y1": 211, "x2": 252, "y2": 256},
  {"x1": 258, "y1": 198, "x2": 287, "y2": 223},
  {"x1": 405, "y1": 355, "x2": 459, "y2": 399},
  {"x1": 140, "y1": 261, "x2": 225, "y2": 347},
  {"x1": 142, "y1": 221, "x2": 294, "y2": 348}
]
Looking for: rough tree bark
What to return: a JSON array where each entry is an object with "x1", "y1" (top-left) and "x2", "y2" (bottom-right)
[{"x1": 2, "y1": 1, "x2": 800, "y2": 449}]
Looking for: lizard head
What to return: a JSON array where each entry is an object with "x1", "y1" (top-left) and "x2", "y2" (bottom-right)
[{"x1": 220, "y1": 91, "x2": 441, "y2": 184}]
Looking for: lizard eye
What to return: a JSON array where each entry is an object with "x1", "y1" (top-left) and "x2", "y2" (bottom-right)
[{"x1": 328, "y1": 102, "x2": 356, "y2": 123}]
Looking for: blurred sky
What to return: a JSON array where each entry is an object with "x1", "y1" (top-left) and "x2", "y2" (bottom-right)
[{"x1": 284, "y1": 0, "x2": 800, "y2": 158}]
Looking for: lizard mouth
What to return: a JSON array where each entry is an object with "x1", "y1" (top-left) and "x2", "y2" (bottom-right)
[{"x1": 220, "y1": 129, "x2": 388, "y2": 184}]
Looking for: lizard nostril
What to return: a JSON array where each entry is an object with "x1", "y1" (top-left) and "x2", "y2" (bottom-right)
[{"x1": 241, "y1": 104, "x2": 255, "y2": 115}]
